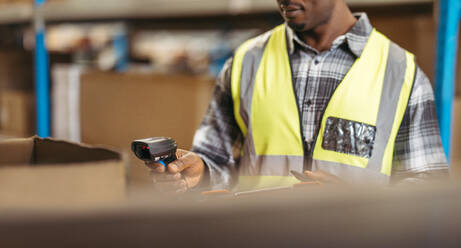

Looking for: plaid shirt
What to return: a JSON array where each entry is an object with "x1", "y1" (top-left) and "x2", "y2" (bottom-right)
[{"x1": 192, "y1": 13, "x2": 448, "y2": 189}]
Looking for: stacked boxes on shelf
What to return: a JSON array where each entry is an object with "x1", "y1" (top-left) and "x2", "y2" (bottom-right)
[{"x1": 0, "y1": 50, "x2": 35, "y2": 137}]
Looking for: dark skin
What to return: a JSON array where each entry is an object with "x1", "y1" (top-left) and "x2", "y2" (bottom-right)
[
  {"x1": 147, "y1": 149, "x2": 205, "y2": 193},
  {"x1": 277, "y1": 0, "x2": 357, "y2": 52},
  {"x1": 148, "y1": 0, "x2": 356, "y2": 192}
]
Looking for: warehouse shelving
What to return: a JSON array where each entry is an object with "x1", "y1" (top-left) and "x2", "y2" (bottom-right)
[
  {"x1": 0, "y1": 0, "x2": 454, "y2": 152},
  {"x1": 0, "y1": 4, "x2": 30, "y2": 24},
  {"x1": 435, "y1": 0, "x2": 460, "y2": 161},
  {"x1": 40, "y1": 0, "x2": 435, "y2": 21},
  {"x1": 0, "y1": 0, "x2": 434, "y2": 24}
]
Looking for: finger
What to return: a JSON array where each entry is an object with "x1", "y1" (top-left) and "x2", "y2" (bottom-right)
[
  {"x1": 315, "y1": 170, "x2": 343, "y2": 183},
  {"x1": 181, "y1": 156, "x2": 204, "y2": 177},
  {"x1": 303, "y1": 170, "x2": 326, "y2": 182},
  {"x1": 201, "y1": 190, "x2": 232, "y2": 196},
  {"x1": 151, "y1": 172, "x2": 182, "y2": 182},
  {"x1": 293, "y1": 181, "x2": 322, "y2": 189},
  {"x1": 155, "y1": 179, "x2": 187, "y2": 192},
  {"x1": 175, "y1": 149, "x2": 189, "y2": 158},
  {"x1": 168, "y1": 152, "x2": 199, "y2": 174},
  {"x1": 145, "y1": 162, "x2": 166, "y2": 173},
  {"x1": 304, "y1": 170, "x2": 342, "y2": 184}
]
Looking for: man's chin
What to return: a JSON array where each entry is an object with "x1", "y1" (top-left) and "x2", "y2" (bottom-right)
[{"x1": 286, "y1": 21, "x2": 307, "y2": 32}]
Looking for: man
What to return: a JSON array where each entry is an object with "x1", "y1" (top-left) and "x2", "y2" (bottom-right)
[{"x1": 148, "y1": 0, "x2": 448, "y2": 192}]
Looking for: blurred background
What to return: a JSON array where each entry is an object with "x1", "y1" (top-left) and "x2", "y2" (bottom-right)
[{"x1": 0, "y1": 0, "x2": 459, "y2": 187}]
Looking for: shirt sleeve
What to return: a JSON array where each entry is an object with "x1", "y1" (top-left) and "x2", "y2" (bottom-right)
[
  {"x1": 191, "y1": 58, "x2": 243, "y2": 190},
  {"x1": 391, "y1": 66, "x2": 449, "y2": 183}
]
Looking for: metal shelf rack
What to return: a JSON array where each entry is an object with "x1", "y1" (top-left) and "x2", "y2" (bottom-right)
[{"x1": 435, "y1": 0, "x2": 460, "y2": 162}]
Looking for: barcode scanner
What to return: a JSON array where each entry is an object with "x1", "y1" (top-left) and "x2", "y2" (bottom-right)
[{"x1": 131, "y1": 137, "x2": 177, "y2": 167}]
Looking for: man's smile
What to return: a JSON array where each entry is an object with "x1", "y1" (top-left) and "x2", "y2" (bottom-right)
[{"x1": 280, "y1": 2, "x2": 305, "y2": 19}]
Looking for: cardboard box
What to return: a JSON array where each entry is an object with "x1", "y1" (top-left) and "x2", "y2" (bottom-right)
[
  {"x1": 0, "y1": 136, "x2": 127, "y2": 207},
  {"x1": 0, "y1": 50, "x2": 35, "y2": 137},
  {"x1": 0, "y1": 50, "x2": 33, "y2": 92},
  {"x1": 80, "y1": 71, "x2": 214, "y2": 186},
  {"x1": 0, "y1": 90, "x2": 35, "y2": 137},
  {"x1": 0, "y1": 184, "x2": 460, "y2": 247}
]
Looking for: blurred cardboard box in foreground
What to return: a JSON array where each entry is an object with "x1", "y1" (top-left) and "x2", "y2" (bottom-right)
[
  {"x1": 80, "y1": 71, "x2": 214, "y2": 186},
  {"x1": 0, "y1": 183, "x2": 461, "y2": 247},
  {"x1": 0, "y1": 136, "x2": 127, "y2": 208}
]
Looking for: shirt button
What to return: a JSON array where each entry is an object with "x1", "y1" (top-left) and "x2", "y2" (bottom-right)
[
  {"x1": 305, "y1": 138, "x2": 314, "y2": 149},
  {"x1": 314, "y1": 59, "x2": 320, "y2": 65},
  {"x1": 306, "y1": 99, "x2": 312, "y2": 106}
]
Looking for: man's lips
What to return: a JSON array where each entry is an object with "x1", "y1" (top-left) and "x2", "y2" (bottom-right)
[
  {"x1": 280, "y1": 3, "x2": 303, "y2": 18},
  {"x1": 283, "y1": 5, "x2": 302, "y2": 11}
]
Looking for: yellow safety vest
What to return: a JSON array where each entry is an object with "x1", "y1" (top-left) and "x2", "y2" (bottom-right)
[{"x1": 231, "y1": 24, "x2": 416, "y2": 191}]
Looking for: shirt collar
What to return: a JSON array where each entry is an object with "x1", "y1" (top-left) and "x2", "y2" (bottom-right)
[{"x1": 286, "y1": 12, "x2": 373, "y2": 58}]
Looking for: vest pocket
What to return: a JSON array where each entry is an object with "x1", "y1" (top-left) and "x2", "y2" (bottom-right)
[{"x1": 321, "y1": 117, "x2": 376, "y2": 158}]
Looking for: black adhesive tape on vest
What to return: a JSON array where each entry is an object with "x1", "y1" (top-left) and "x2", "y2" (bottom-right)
[{"x1": 131, "y1": 137, "x2": 178, "y2": 165}]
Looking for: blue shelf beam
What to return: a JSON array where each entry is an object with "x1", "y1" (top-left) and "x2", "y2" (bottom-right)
[
  {"x1": 34, "y1": 0, "x2": 50, "y2": 138},
  {"x1": 434, "y1": 0, "x2": 461, "y2": 162},
  {"x1": 113, "y1": 29, "x2": 129, "y2": 72}
]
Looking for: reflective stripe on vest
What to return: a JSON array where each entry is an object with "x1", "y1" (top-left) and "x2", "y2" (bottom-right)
[{"x1": 231, "y1": 24, "x2": 416, "y2": 190}]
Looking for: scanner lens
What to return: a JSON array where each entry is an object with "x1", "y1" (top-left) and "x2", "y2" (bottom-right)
[{"x1": 134, "y1": 144, "x2": 151, "y2": 160}]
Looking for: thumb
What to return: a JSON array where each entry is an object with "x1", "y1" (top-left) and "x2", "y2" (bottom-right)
[{"x1": 168, "y1": 151, "x2": 196, "y2": 173}]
